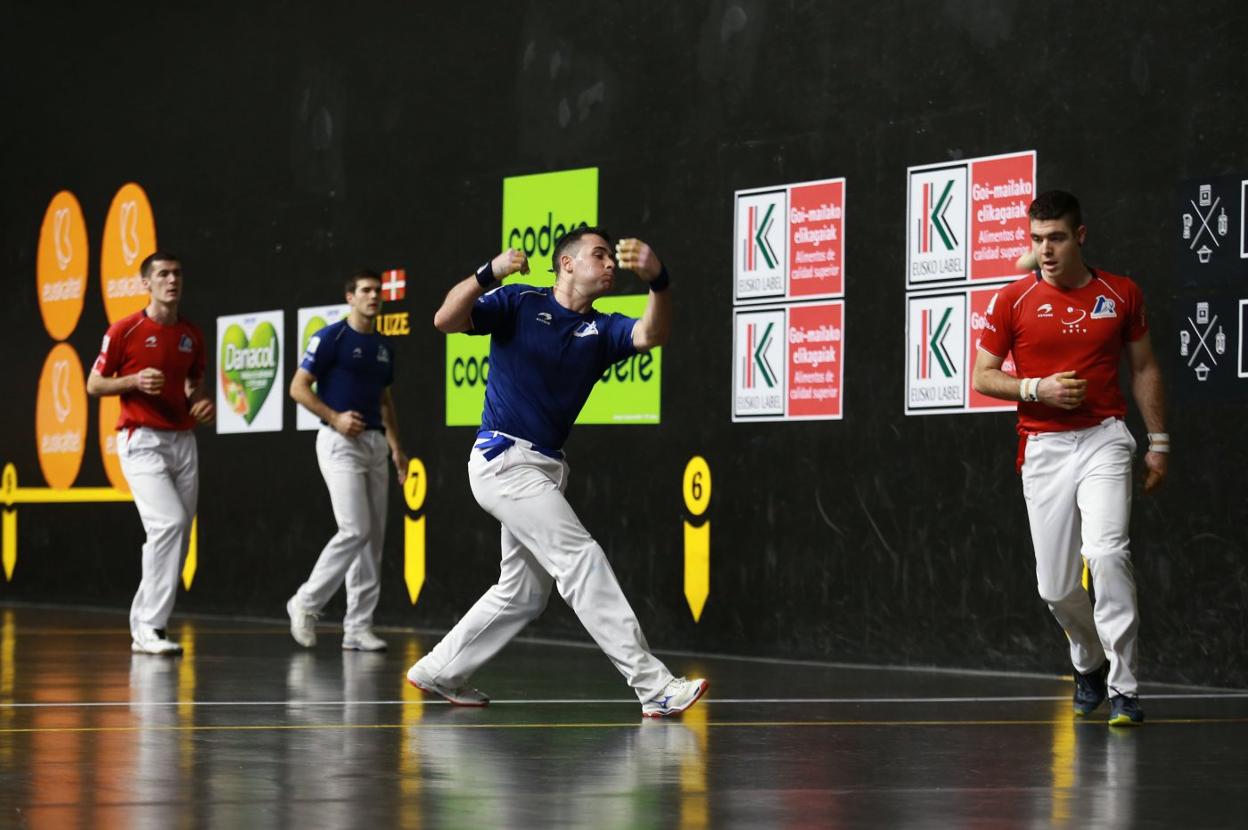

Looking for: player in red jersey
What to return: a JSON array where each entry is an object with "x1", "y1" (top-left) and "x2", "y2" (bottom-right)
[
  {"x1": 973, "y1": 191, "x2": 1167, "y2": 727},
  {"x1": 87, "y1": 252, "x2": 215, "y2": 655}
]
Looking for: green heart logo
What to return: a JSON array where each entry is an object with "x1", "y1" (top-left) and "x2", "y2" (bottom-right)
[
  {"x1": 302, "y1": 316, "x2": 327, "y2": 354},
  {"x1": 219, "y1": 321, "x2": 279, "y2": 424}
]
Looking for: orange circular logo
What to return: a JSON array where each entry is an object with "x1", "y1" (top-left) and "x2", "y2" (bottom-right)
[
  {"x1": 98, "y1": 395, "x2": 130, "y2": 493},
  {"x1": 35, "y1": 344, "x2": 88, "y2": 489},
  {"x1": 101, "y1": 182, "x2": 157, "y2": 324},
  {"x1": 36, "y1": 191, "x2": 89, "y2": 341}
]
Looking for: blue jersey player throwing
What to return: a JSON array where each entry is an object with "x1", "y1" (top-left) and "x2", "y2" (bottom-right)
[{"x1": 407, "y1": 228, "x2": 708, "y2": 718}]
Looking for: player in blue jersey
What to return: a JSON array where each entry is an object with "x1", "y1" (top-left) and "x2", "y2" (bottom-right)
[
  {"x1": 407, "y1": 227, "x2": 708, "y2": 718},
  {"x1": 286, "y1": 270, "x2": 409, "y2": 651}
]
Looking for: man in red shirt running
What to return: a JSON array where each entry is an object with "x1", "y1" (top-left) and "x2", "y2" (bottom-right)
[
  {"x1": 88, "y1": 252, "x2": 215, "y2": 655},
  {"x1": 972, "y1": 191, "x2": 1168, "y2": 726}
]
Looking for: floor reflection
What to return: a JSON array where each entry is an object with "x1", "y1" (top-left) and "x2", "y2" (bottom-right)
[
  {"x1": 403, "y1": 710, "x2": 706, "y2": 828},
  {"x1": 282, "y1": 648, "x2": 393, "y2": 827},
  {"x1": 1038, "y1": 696, "x2": 1138, "y2": 829},
  {"x1": 0, "y1": 606, "x2": 1243, "y2": 829}
]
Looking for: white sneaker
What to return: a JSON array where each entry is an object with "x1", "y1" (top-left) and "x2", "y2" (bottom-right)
[
  {"x1": 286, "y1": 596, "x2": 319, "y2": 648},
  {"x1": 642, "y1": 677, "x2": 708, "y2": 718},
  {"x1": 342, "y1": 629, "x2": 387, "y2": 651},
  {"x1": 406, "y1": 662, "x2": 489, "y2": 706},
  {"x1": 131, "y1": 626, "x2": 183, "y2": 656}
]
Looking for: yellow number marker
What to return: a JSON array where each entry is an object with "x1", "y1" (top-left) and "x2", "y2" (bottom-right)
[
  {"x1": 682, "y1": 456, "x2": 711, "y2": 622},
  {"x1": 405, "y1": 458, "x2": 427, "y2": 605}
]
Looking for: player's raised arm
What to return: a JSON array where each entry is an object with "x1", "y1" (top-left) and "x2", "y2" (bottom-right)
[
  {"x1": 617, "y1": 238, "x2": 671, "y2": 351},
  {"x1": 433, "y1": 248, "x2": 529, "y2": 333}
]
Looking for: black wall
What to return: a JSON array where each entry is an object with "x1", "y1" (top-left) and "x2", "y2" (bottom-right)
[{"x1": 3, "y1": 2, "x2": 1246, "y2": 686}]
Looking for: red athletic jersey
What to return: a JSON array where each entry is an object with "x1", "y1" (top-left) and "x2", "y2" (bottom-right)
[
  {"x1": 977, "y1": 269, "x2": 1148, "y2": 433},
  {"x1": 92, "y1": 310, "x2": 206, "y2": 431}
]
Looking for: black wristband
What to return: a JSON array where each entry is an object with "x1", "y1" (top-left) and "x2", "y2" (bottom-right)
[
  {"x1": 475, "y1": 262, "x2": 496, "y2": 288},
  {"x1": 649, "y1": 266, "x2": 670, "y2": 293}
]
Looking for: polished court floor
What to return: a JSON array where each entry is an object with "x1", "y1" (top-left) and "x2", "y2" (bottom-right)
[{"x1": 1, "y1": 605, "x2": 1246, "y2": 828}]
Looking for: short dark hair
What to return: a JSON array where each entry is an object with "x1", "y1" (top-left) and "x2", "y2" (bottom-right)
[
  {"x1": 1028, "y1": 191, "x2": 1083, "y2": 231},
  {"x1": 139, "y1": 251, "x2": 180, "y2": 279},
  {"x1": 551, "y1": 226, "x2": 611, "y2": 277},
  {"x1": 345, "y1": 270, "x2": 381, "y2": 294}
]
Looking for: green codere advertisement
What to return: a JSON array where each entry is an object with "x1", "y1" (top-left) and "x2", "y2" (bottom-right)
[{"x1": 445, "y1": 167, "x2": 662, "y2": 427}]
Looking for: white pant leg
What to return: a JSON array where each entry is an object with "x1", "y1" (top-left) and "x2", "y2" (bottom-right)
[
  {"x1": 1022, "y1": 429, "x2": 1106, "y2": 675},
  {"x1": 462, "y1": 446, "x2": 673, "y2": 701},
  {"x1": 418, "y1": 522, "x2": 554, "y2": 687},
  {"x1": 297, "y1": 428, "x2": 383, "y2": 618},
  {"x1": 1076, "y1": 420, "x2": 1140, "y2": 696},
  {"x1": 344, "y1": 432, "x2": 390, "y2": 633},
  {"x1": 120, "y1": 428, "x2": 196, "y2": 633},
  {"x1": 171, "y1": 431, "x2": 199, "y2": 537}
]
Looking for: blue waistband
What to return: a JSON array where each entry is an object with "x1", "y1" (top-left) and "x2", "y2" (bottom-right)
[{"x1": 474, "y1": 430, "x2": 563, "y2": 462}]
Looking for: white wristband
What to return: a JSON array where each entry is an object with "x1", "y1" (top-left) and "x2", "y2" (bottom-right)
[{"x1": 1147, "y1": 432, "x2": 1170, "y2": 453}]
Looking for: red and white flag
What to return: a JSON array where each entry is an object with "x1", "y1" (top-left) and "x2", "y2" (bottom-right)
[{"x1": 381, "y1": 268, "x2": 406, "y2": 301}]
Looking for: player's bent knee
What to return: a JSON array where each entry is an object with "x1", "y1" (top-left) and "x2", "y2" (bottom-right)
[
  {"x1": 148, "y1": 512, "x2": 191, "y2": 536},
  {"x1": 332, "y1": 526, "x2": 369, "y2": 545},
  {"x1": 1037, "y1": 581, "x2": 1086, "y2": 606},
  {"x1": 1082, "y1": 545, "x2": 1132, "y2": 563}
]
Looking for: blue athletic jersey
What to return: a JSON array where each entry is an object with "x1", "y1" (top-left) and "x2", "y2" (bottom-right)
[
  {"x1": 470, "y1": 284, "x2": 637, "y2": 449},
  {"x1": 299, "y1": 320, "x2": 394, "y2": 429}
]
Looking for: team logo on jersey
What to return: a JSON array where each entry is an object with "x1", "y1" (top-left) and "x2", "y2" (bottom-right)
[
  {"x1": 144, "y1": 335, "x2": 158, "y2": 348},
  {"x1": 178, "y1": 334, "x2": 193, "y2": 353},
  {"x1": 377, "y1": 345, "x2": 390, "y2": 363},
  {"x1": 536, "y1": 312, "x2": 552, "y2": 326},
  {"x1": 304, "y1": 335, "x2": 321, "y2": 359},
  {"x1": 573, "y1": 320, "x2": 599, "y2": 338},
  {"x1": 1036, "y1": 303, "x2": 1054, "y2": 318},
  {"x1": 1091, "y1": 295, "x2": 1117, "y2": 319},
  {"x1": 352, "y1": 346, "x2": 363, "y2": 359},
  {"x1": 1060, "y1": 306, "x2": 1088, "y2": 334}
]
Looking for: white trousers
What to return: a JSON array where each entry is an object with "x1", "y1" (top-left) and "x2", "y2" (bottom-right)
[
  {"x1": 418, "y1": 440, "x2": 674, "y2": 702},
  {"x1": 1022, "y1": 417, "x2": 1140, "y2": 695},
  {"x1": 295, "y1": 428, "x2": 390, "y2": 633},
  {"x1": 118, "y1": 427, "x2": 198, "y2": 635}
]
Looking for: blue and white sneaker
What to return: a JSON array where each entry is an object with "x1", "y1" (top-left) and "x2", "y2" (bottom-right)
[
  {"x1": 642, "y1": 677, "x2": 708, "y2": 718},
  {"x1": 1108, "y1": 694, "x2": 1144, "y2": 726},
  {"x1": 1073, "y1": 662, "x2": 1109, "y2": 716}
]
